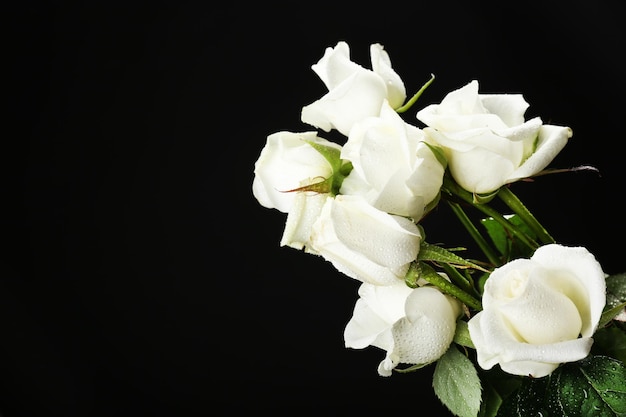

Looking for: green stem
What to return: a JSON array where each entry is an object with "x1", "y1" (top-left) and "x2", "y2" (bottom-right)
[
  {"x1": 395, "y1": 74, "x2": 435, "y2": 113},
  {"x1": 407, "y1": 262, "x2": 482, "y2": 311},
  {"x1": 497, "y1": 186, "x2": 555, "y2": 244},
  {"x1": 443, "y1": 176, "x2": 539, "y2": 252},
  {"x1": 446, "y1": 200, "x2": 501, "y2": 267},
  {"x1": 440, "y1": 262, "x2": 478, "y2": 297}
]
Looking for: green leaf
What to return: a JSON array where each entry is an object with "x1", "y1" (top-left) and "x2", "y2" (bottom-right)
[
  {"x1": 433, "y1": 346, "x2": 482, "y2": 417},
  {"x1": 478, "y1": 369, "x2": 522, "y2": 417},
  {"x1": 497, "y1": 355, "x2": 626, "y2": 416},
  {"x1": 478, "y1": 383, "x2": 503, "y2": 417},
  {"x1": 546, "y1": 356, "x2": 626, "y2": 416},
  {"x1": 592, "y1": 326, "x2": 626, "y2": 364},
  {"x1": 496, "y1": 376, "x2": 550, "y2": 416},
  {"x1": 607, "y1": 273, "x2": 626, "y2": 310},
  {"x1": 481, "y1": 214, "x2": 536, "y2": 261}
]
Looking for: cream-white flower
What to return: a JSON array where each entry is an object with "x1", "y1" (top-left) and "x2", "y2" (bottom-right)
[
  {"x1": 468, "y1": 244, "x2": 606, "y2": 378},
  {"x1": 309, "y1": 195, "x2": 421, "y2": 286},
  {"x1": 301, "y1": 41, "x2": 406, "y2": 137},
  {"x1": 417, "y1": 80, "x2": 572, "y2": 195},
  {"x1": 345, "y1": 281, "x2": 462, "y2": 376},
  {"x1": 252, "y1": 131, "x2": 341, "y2": 213},
  {"x1": 340, "y1": 100, "x2": 445, "y2": 220}
]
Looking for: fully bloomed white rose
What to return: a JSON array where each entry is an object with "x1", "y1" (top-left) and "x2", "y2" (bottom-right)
[
  {"x1": 252, "y1": 131, "x2": 342, "y2": 213},
  {"x1": 344, "y1": 280, "x2": 462, "y2": 376},
  {"x1": 309, "y1": 194, "x2": 421, "y2": 286},
  {"x1": 468, "y1": 244, "x2": 606, "y2": 378},
  {"x1": 416, "y1": 80, "x2": 572, "y2": 195},
  {"x1": 340, "y1": 100, "x2": 445, "y2": 220},
  {"x1": 301, "y1": 41, "x2": 406, "y2": 137}
]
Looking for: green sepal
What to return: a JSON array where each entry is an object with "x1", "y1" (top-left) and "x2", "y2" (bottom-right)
[
  {"x1": 394, "y1": 362, "x2": 430, "y2": 373},
  {"x1": 598, "y1": 272, "x2": 626, "y2": 328},
  {"x1": 395, "y1": 73, "x2": 435, "y2": 114},
  {"x1": 600, "y1": 302, "x2": 626, "y2": 329},
  {"x1": 303, "y1": 140, "x2": 353, "y2": 196},
  {"x1": 422, "y1": 141, "x2": 448, "y2": 170},
  {"x1": 454, "y1": 320, "x2": 475, "y2": 349},
  {"x1": 418, "y1": 241, "x2": 489, "y2": 272},
  {"x1": 473, "y1": 189, "x2": 499, "y2": 204},
  {"x1": 303, "y1": 139, "x2": 342, "y2": 172},
  {"x1": 333, "y1": 160, "x2": 353, "y2": 194}
]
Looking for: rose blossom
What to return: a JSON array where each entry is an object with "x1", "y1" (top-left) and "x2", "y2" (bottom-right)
[
  {"x1": 416, "y1": 80, "x2": 572, "y2": 195},
  {"x1": 301, "y1": 41, "x2": 406, "y2": 137},
  {"x1": 467, "y1": 244, "x2": 606, "y2": 378},
  {"x1": 252, "y1": 131, "x2": 342, "y2": 213},
  {"x1": 309, "y1": 194, "x2": 421, "y2": 286},
  {"x1": 344, "y1": 280, "x2": 462, "y2": 376},
  {"x1": 340, "y1": 100, "x2": 445, "y2": 220}
]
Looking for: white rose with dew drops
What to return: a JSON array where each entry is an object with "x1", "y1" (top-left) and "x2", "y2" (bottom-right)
[
  {"x1": 468, "y1": 244, "x2": 606, "y2": 378},
  {"x1": 301, "y1": 41, "x2": 406, "y2": 137}
]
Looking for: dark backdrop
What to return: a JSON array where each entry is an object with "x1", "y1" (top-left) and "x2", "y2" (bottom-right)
[{"x1": 6, "y1": 2, "x2": 625, "y2": 416}]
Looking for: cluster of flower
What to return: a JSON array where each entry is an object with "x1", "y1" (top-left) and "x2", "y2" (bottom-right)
[{"x1": 252, "y1": 41, "x2": 625, "y2": 416}]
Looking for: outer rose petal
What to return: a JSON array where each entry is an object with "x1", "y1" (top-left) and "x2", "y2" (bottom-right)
[
  {"x1": 468, "y1": 311, "x2": 594, "y2": 377},
  {"x1": 252, "y1": 131, "x2": 341, "y2": 213},
  {"x1": 301, "y1": 70, "x2": 387, "y2": 136},
  {"x1": 369, "y1": 43, "x2": 406, "y2": 109},
  {"x1": 310, "y1": 195, "x2": 421, "y2": 286},
  {"x1": 309, "y1": 41, "x2": 361, "y2": 89},
  {"x1": 280, "y1": 192, "x2": 328, "y2": 253},
  {"x1": 507, "y1": 124, "x2": 573, "y2": 183},
  {"x1": 480, "y1": 93, "x2": 529, "y2": 127}
]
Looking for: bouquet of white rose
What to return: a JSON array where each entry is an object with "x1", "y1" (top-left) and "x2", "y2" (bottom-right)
[{"x1": 251, "y1": 41, "x2": 626, "y2": 417}]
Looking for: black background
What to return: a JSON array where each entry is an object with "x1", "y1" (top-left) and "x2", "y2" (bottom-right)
[{"x1": 6, "y1": 2, "x2": 625, "y2": 416}]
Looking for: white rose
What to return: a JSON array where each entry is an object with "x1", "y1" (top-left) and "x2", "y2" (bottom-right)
[
  {"x1": 468, "y1": 244, "x2": 606, "y2": 378},
  {"x1": 340, "y1": 100, "x2": 445, "y2": 220},
  {"x1": 252, "y1": 131, "x2": 342, "y2": 213},
  {"x1": 344, "y1": 281, "x2": 462, "y2": 376},
  {"x1": 301, "y1": 41, "x2": 406, "y2": 136},
  {"x1": 309, "y1": 195, "x2": 421, "y2": 286},
  {"x1": 416, "y1": 80, "x2": 572, "y2": 195}
]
